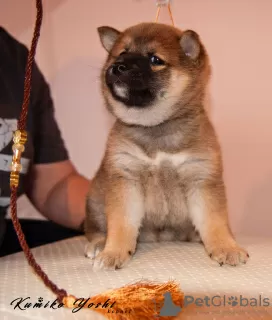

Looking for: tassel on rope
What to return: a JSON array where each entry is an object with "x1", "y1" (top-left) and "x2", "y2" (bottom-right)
[
  {"x1": 62, "y1": 280, "x2": 184, "y2": 319},
  {"x1": 9, "y1": 0, "x2": 184, "y2": 319}
]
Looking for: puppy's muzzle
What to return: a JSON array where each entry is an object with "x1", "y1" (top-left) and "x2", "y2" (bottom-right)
[{"x1": 107, "y1": 53, "x2": 151, "y2": 90}]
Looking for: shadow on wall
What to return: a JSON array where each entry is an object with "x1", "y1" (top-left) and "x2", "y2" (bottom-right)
[
  {"x1": 204, "y1": 83, "x2": 214, "y2": 117},
  {"x1": 0, "y1": 0, "x2": 66, "y2": 35},
  {"x1": 238, "y1": 176, "x2": 272, "y2": 237},
  {"x1": 49, "y1": 56, "x2": 114, "y2": 178}
]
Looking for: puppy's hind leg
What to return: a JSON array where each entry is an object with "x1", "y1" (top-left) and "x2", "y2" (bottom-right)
[
  {"x1": 84, "y1": 230, "x2": 106, "y2": 261},
  {"x1": 84, "y1": 232, "x2": 106, "y2": 260},
  {"x1": 84, "y1": 181, "x2": 107, "y2": 260}
]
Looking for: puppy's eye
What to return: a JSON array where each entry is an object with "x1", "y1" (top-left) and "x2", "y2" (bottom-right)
[{"x1": 150, "y1": 55, "x2": 165, "y2": 66}]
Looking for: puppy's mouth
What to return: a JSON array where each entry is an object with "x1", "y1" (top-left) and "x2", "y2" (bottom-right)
[{"x1": 105, "y1": 54, "x2": 156, "y2": 108}]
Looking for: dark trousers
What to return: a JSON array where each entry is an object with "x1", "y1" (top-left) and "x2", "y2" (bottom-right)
[{"x1": 0, "y1": 219, "x2": 83, "y2": 257}]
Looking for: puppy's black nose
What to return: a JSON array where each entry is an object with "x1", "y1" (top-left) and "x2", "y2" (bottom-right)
[
  {"x1": 111, "y1": 63, "x2": 128, "y2": 76},
  {"x1": 111, "y1": 53, "x2": 149, "y2": 77}
]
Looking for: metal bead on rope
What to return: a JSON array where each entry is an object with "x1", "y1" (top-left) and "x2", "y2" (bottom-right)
[{"x1": 10, "y1": 130, "x2": 27, "y2": 188}]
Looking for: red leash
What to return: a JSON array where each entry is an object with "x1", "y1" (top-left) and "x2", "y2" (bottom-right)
[{"x1": 9, "y1": 0, "x2": 67, "y2": 304}]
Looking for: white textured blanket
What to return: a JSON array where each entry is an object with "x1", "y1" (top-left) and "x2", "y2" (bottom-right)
[{"x1": 0, "y1": 236, "x2": 271, "y2": 319}]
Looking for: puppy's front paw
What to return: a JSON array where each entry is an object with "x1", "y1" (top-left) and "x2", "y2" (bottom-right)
[
  {"x1": 84, "y1": 237, "x2": 106, "y2": 260},
  {"x1": 92, "y1": 249, "x2": 133, "y2": 271},
  {"x1": 208, "y1": 245, "x2": 249, "y2": 266}
]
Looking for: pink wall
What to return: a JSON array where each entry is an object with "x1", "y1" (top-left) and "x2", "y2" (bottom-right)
[{"x1": 1, "y1": 0, "x2": 271, "y2": 237}]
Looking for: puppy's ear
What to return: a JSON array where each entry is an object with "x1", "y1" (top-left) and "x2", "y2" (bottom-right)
[
  {"x1": 180, "y1": 30, "x2": 201, "y2": 60},
  {"x1": 97, "y1": 26, "x2": 121, "y2": 52}
]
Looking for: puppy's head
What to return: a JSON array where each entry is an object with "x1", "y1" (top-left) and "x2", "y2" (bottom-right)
[{"x1": 97, "y1": 22, "x2": 210, "y2": 127}]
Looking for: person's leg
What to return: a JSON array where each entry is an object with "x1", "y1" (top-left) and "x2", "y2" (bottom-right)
[{"x1": 0, "y1": 219, "x2": 83, "y2": 257}]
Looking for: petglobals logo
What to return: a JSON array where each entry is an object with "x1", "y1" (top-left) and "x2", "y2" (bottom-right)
[{"x1": 183, "y1": 295, "x2": 271, "y2": 308}]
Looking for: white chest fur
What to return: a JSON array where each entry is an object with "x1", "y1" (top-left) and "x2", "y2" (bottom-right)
[
  {"x1": 112, "y1": 144, "x2": 196, "y2": 229},
  {"x1": 114, "y1": 144, "x2": 191, "y2": 172},
  {"x1": 151, "y1": 151, "x2": 190, "y2": 167}
]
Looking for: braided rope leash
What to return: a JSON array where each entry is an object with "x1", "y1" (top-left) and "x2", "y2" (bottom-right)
[
  {"x1": 9, "y1": 0, "x2": 68, "y2": 305},
  {"x1": 9, "y1": 0, "x2": 184, "y2": 318}
]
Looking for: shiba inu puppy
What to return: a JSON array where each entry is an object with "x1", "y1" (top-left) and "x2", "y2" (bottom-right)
[{"x1": 84, "y1": 22, "x2": 249, "y2": 270}]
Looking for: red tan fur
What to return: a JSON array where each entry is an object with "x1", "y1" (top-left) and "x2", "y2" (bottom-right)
[{"x1": 84, "y1": 22, "x2": 249, "y2": 270}]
